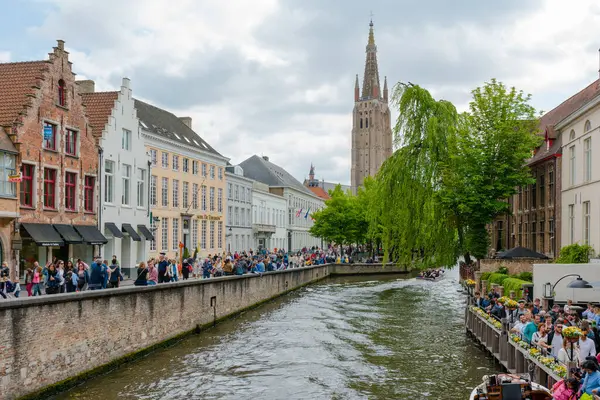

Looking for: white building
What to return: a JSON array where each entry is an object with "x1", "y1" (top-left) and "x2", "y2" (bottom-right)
[
  {"x1": 252, "y1": 181, "x2": 287, "y2": 251},
  {"x1": 80, "y1": 78, "x2": 152, "y2": 277},
  {"x1": 225, "y1": 165, "x2": 253, "y2": 253},
  {"x1": 239, "y1": 155, "x2": 324, "y2": 251},
  {"x1": 558, "y1": 86, "x2": 600, "y2": 255}
]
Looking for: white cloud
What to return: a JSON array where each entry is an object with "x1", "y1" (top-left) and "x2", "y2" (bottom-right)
[{"x1": 0, "y1": 51, "x2": 9, "y2": 62}]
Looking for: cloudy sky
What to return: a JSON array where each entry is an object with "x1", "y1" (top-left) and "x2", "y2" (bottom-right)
[{"x1": 1, "y1": 0, "x2": 600, "y2": 185}]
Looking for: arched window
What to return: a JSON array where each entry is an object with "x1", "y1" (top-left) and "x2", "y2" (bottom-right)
[
  {"x1": 58, "y1": 79, "x2": 66, "y2": 106},
  {"x1": 360, "y1": 118, "x2": 363, "y2": 129},
  {"x1": 569, "y1": 129, "x2": 575, "y2": 141},
  {"x1": 584, "y1": 120, "x2": 592, "y2": 132}
]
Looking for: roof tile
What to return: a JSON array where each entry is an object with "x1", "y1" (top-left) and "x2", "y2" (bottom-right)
[
  {"x1": 0, "y1": 61, "x2": 47, "y2": 127},
  {"x1": 81, "y1": 92, "x2": 119, "y2": 136},
  {"x1": 307, "y1": 186, "x2": 330, "y2": 200}
]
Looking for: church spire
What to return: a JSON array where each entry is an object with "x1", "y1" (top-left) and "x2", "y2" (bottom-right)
[
  {"x1": 383, "y1": 76, "x2": 388, "y2": 102},
  {"x1": 361, "y1": 20, "x2": 381, "y2": 99},
  {"x1": 354, "y1": 74, "x2": 360, "y2": 101}
]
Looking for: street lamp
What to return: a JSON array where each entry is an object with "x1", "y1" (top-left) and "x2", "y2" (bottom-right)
[{"x1": 543, "y1": 274, "x2": 593, "y2": 306}]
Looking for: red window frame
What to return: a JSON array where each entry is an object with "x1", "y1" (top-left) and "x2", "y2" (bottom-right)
[
  {"x1": 84, "y1": 176, "x2": 95, "y2": 213},
  {"x1": 58, "y1": 79, "x2": 66, "y2": 106},
  {"x1": 43, "y1": 168, "x2": 56, "y2": 209},
  {"x1": 65, "y1": 129, "x2": 77, "y2": 156},
  {"x1": 43, "y1": 123, "x2": 56, "y2": 151},
  {"x1": 65, "y1": 172, "x2": 76, "y2": 210},
  {"x1": 20, "y1": 164, "x2": 34, "y2": 207}
]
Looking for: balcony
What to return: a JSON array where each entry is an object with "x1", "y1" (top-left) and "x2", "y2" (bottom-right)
[{"x1": 253, "y1": 223, "x2": 276, "y2": 234}]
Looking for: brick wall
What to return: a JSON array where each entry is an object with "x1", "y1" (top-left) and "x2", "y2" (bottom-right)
[{"x1": 480, "y1": 258, "x2": 551, "y2": 275}]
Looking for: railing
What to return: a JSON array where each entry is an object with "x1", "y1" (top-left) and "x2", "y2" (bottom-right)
[{"x1": 465, "y1": 303, "x2": 564, "y2": 389}]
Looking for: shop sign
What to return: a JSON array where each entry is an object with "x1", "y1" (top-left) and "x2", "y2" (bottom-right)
[{"x1": 8, "y1": 174, "x2": 21, "y2": 182}]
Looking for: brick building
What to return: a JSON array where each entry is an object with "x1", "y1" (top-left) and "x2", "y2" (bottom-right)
[
  {"x1": 490, "y1": 80, "x2": 600, "y2": 258},
  {"x1": 0, "y1": 40, "x2": 105, "y2": 277}
]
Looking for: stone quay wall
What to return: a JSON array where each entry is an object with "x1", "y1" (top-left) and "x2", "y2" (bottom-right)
[
  {"x1": 479, "y1": 258, "x2": 551, "y2": 275},
  {"x1": 0, "y1": 263, "x2": 410, "y2": 399}
]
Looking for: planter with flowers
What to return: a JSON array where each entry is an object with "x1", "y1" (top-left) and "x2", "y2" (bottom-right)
[{"x1": 562, "y1": 326, "x2": 583, "y2": 343}]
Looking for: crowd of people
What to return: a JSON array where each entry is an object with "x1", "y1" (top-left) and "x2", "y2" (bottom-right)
[{"x1": 474, "y1": 291, "x2": 600, "y2": 399}]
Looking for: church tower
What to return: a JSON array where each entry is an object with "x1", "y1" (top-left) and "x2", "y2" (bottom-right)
[{"x1": 351, "y1": 20, "x2": 393, "y2": 192}]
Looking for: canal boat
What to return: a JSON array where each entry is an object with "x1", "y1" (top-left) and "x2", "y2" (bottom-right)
[{"x1": 469, "y1": 373, "x2": 551, "y2": 400}]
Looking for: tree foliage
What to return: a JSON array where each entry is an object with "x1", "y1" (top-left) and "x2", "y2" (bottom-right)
[{"x1": 554, "y1": 244, "x2": 594, "y2": 264}]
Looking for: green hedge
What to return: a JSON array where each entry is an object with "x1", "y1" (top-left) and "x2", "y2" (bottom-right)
[
  {"x1": 515, "y1": 272, "x2": 533, "y2": 282},
  {"x1": 502, "y1": 278, "x2": 531, "y2": 298},
  {"x1": 479, "y1": 270, "x2": 532, "y2": 293},
  {"x1": 481, "y1": 272, "x2": 492, "y2": 281}
]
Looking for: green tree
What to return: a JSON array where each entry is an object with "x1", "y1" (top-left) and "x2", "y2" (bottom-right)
[{"x1": 554, "y1": 244, "x2": 594, "y2": 263}]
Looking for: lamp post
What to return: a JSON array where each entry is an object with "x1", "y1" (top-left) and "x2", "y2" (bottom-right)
[{"x1": 543, "y1": 274, "x2": 593, "y2": 309}]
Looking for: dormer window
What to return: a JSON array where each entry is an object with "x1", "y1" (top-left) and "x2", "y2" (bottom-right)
[
  {"x1": 584, "y1": 120, "x2": 592, "y2": 132},
  {"x1": 58, "y1": 79, "x2": 66, "y2": 106}
]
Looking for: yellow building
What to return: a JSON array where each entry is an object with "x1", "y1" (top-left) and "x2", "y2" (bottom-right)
[{"x1": 136, "y1": 100, "x2": 228, "y2": 260}]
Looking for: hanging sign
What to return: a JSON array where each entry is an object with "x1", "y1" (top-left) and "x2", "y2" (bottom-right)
[
  {"x1": 43, "y1": 125, "x2": 53, "y2": 140},
  {"x1": 8, "y1": 174, "x2": 21, "y2": 182}
]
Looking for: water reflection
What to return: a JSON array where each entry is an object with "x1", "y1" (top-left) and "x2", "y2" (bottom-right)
[{"x1": 56, "y1": 270, "x2": 499, "y2": 400}]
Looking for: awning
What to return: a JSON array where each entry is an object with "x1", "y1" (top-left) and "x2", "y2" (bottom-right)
[
  {"x1": 121, "y1": 223, "x2": 141, "y2": 241},
  {"x1": 21, "y1": 223, "x2": 64, "y2": 247},
  {"x1": 74, "y1": 225, "x2": 108, "y2": 245},
  {"x1": 105, "y1": 222, "x2": 124, "y2": 238},
  {"x1": 54, "y1": 224, "x2": 83, "y2": 244},
  {"x1": 137, "y1": 224, "x2": 155, "y2": 241}
]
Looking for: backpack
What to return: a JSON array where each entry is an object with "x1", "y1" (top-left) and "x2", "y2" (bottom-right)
[
  {"x1": 5, "y1": 281, "x2": 15, "y2": 293},
  {"x1": 64, "y1": 270, "x2": 73, "y2": 284}
]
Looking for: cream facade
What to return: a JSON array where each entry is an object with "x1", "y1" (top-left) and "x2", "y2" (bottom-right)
[
  {"x1": 252, "y1": 181, "x2": 286, "y2": 251},
  {"x1": 558, "y1": 93, "x2": 600, "y2": 255},
  {"x1": 136, "y1": 100, "x2": 229, "y2": 260},
  {"x1": 225, "y1": 165, "x2": 253, "y2": 253}
]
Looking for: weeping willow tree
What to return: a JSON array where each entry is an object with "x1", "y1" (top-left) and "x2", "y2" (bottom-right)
[{"x1": 376, "y1": 83, "x2": 460, "y2": 268}]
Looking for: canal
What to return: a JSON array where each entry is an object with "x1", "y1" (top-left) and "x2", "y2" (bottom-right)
[{"x1": 56, "y1": 270, "x2": 499, "y2": 399}]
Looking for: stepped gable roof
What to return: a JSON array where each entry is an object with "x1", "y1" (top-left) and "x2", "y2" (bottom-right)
[
  {"x1": 0, "y1": 60, "x2": 47, "y2": 127},
  {"x1": 240, "y1": 155, "x2": 315, "y2": 196},
  {"x1": 134, "y1": 99, "x2": 222, "y2": 157},
  {"x1": 0, "y1": 130, "x2": 17, "y2": 153},
  {"x1": 528, "y1": 79, "x2": 600, "y2": 166},
  {"x1": 81, "y1": 92, "x2": 118, "y2": 135}
]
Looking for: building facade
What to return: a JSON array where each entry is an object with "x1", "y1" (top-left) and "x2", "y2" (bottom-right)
[
  {"x1": 350, "y1": 21, "x2": 393, "y2": 192},
  {"x1": 240, "y1": 155, "x2": 323, "y2": 252},
  {"x1": 0, "y1": 132, "x2": 18, "y2": 275},
  {"x1": 80, "y1": 78, "x2": 152, "y2": 276},
  {"x1": 0, "y1": 40, "x2": 105, "y2": 277},
  {"x1": 557, "y1": 87, "x2": 600, "y2": 253},
  {"x1": 490, "y1": 80, "x2": 600, "y2": 258},
  {"x1": 225, "y1": 165, "x2": 253, "y2": 253},
  {"x1": 252, "y1": 181, "x2": 287, "y2": 251},
  {"x1": 137, "y1": 100, "x2": 229, "y2": 260}
]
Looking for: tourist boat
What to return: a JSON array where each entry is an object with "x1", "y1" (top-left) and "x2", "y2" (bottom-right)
[
  {"x1": 416, "y1": 269, "x2": 445, "y2": 281},
  {"x1": 469, "y1": 374, "x2": 551, "y2": 400}
]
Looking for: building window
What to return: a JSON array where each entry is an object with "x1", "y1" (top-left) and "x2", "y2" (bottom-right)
[
  {"x1": 192, "y1": 183, "x2": 198, "y2": 209},
  {"x1": 84, "y1": 176, "x2": 95, "y2": 212},
  {"x1": 172, "y1": 179, "x2": 179, "y2": 208},
  {"x1": 539, "y1": 220, "x2": 545, "y2": 252},
  {"x1": 65, "y1": 171, "x2": 77, "y2": 210},
  {"x1": 240, "y1": 186, "x2": 246, "y2": 202},
  {"x1": 43, "y1": 122, "x2": 57, "y2": 151},
  {"x1": 518, "y1": 222, "x2": 522, "y2": 246},
  {"x1": 161, "y1": 218, "x2": 168, "y2": 251},
  {"x1": 172, "y1": 155, "x2": 179, "y2": 171},
  {"x1": 569, "y1": 145, "x2": 576, "y2": 186},
  {"x1": 518, "y1": 186, "x2": 523, "y2": 211},
  {"x1": 192, "y1": 219, "x2": 198, "y2": 251},
  {"x1": 218, "y1": 221, "x2": 223, "y2": 249},
  {"x1": 584, "y1": 137, "x2": 592, "y2": 182},
  {"x1": 210, "y1": 166, "x2": 215, "y2": 179},
  {"x1": 0, "y1": 152, "x2": 16, "y2": 198},
  {"x1": 150, "y1": 149, "x2": 157, "y2": 166},
  {"x1": 182, "y1": 181, "x2": 189, "y2": 209},
  {"x1": 228, "y1": 183, "x2": 233, "y2": 199},
  {"x1": 104, "y1": 161, "x2": 115, "y2": 203},
  {"x1": 201, "y1": 220, "x2": 207, "y2": 250},
  {"x1": 549, "y1": 169, "x2": 554, "y2": 206},
  {"x1": 210, "y1": 221, "x2": 215, "y2": 249},
  {"x1": 530, "y1": 215, "x2": 537, "y2": 252},
  {"x1": 183, "y1": 158, "x2": 189, "y2": 173},
  {"x1": 137, "y1": 168, "x2": 146, "y2": 207},
  {"x1": 150, "y1": 175, "x2": 157, "y2": 206},
  {"x1": 122, "y1": 164, "x2": 131, "y2": 205},
  {"x1": 235, "y1": 185, "x2": 239, "y2": 200},
  {"x1": 569, "y1": 204, "x2": 575, "y2": 244},
  {"x1": 43, "y1": 168, "x2": 57, "y2": 209},
  {"x1": 209, "y1": 187, "x2": 215, "y2": 211},
  {"x1": 150, "y1": 220, "x2": 157, "y2": 251},
  {"x1": 584, "y1": 120, "x2": 592, "y2": 132},
  {"x1": 161, "y1": 177, "x2": 168, "y2": 207},
  {"x1": 192, "y1": 161, "x2": 198, "y2": 175},
  {"x1": 122, "y1": 129, "x2": 131, "y2": 151},
  {"x1": 218, "y1": 188, "x2": 223, "y2": 212},
  {"x1": 235, "y1": 207, "x2": 239, "y2": 226},
  {"x1": 531, "y1": 176, "x2": 537, "y2": 209},
  {"x1": 218, "y1": 167, "x2": 223, "y2": 180},
  {"x1": 20, "y1": 163, "x2": 34, "y2": 206},
  {"x1": 569, "y1": 129, "x2": 575, "y2": 141},
  {"x1": 583, "y1": 201, "x2": 591, "y2": 245},
  {"x1": 549, "y1": 219, "x2": 555, "y2": 254},
  {"x1": 524, "y1": 185, "x2": 529, "y2": 209},
  {"x1": 58, "y1": 79, "x2": 66, "y2": 106},
  {"x1": 246, "y1": 188, "x2": 251, "y2": 203},
  {"x1": 202, "y1": 163, "x2": 207, "y2": 177},
  {"x1": 65, "y1": 129, "x2": 77, "y2": 156},
  {"x1": 228, "y1": 206, "x2": 233, "y2": 225},
  {"x1": 201, "y1": 185, "x2": 207, "y2": 211},
  {"x1": 162, "y1": 152, "x2": 169, "y2": 168},
  {"x1": 172, "y1": 218, "x2": 179, "y2": 250},
  {"x1": 539, "y1": 174, "x2": 545, "y2": 207}
]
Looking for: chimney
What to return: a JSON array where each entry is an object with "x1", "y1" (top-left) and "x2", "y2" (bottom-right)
[
  {"x1": 57, "y1": 40, "x2": 65, "y2": 51},
  {"x1": 179, "y1": 117, "x2": 192, "y2": 128},
  {"x1": 76, "y1": 80, "x2": 95, "y2": 94},
  {"x1": 121, "y1": 77, "x2": 130, "y2": 89},
  {"x1": 262, "y1": 156, "x2": 269, "y2": 162}
]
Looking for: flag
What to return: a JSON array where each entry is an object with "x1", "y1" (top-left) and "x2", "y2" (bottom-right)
[
  {"x1": 304, "y1": 208, "x2": 310, "y2": 219},
  {"x1": 296, "y1": 208, "x2": 302, "y2": 217}
]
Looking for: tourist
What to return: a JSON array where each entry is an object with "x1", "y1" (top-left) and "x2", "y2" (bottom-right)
[
  {"x1": 532, "y1": 324, "x2": 551, "y2": 354},
  {"x1": 101, "y1": 259, "x2": 110, "y2": 289},
  {"x1": 548, "y1": 320, "x2": 564, "y2": 358},
  {"x1": 565, "y1": 299, "x2": 573, "y2": 314},
  {"x1": 549, "y1": 304, "x2": 561, "y2": 323},
  {"x1": 202, "y1": 258, "x2": 212, "y2": 279},
  {"x1": 181, "y1": 258, "x2": 191, "y2": 280},
  {"x1": 584, "y1": 304, "x2": 597, "y2": 320},
  {"x1": 64, "y1": 262, "x2": 77, "y2": 293},
  {"x1": 168, "y1": 259, "x2": 179, "y2": 282},
  {"x1": 76, "y1": 262, "x2": 88, "y2": 291},
  {"x1": 108, "y1": 257, "x2": 122, "y2": 288},
  {"x1": 558, "y1": 338, "x2": 579, "y2": 366},
  {"x1": 87, "y1": 257, "x2": 106, "y2": 291},
  {"x1": 9, "y1": 278, "x2": 21, "y2": 298},
  {"x1": 532, "y1": 298, "x2": 541, "y2": 315},
  {"x1": 580, "y1": 327, "x2": 598, "y2": 363},
  {"x1": 510, "y1": 313, "x2": 527, "y2": 336},
  {"x1": 222, "y1": 257, "x2": 233, "y2": 276},
  {"x1": 44, "y1": 263, "x2": 61, "y2": 294},
  {"x1": 32, "y1": 264, "x2": 43, "y2": 296},
  {"x1": 147, "y1": 260, "x2": 158, "y2": 285},
  {"x1": 134, "y1": 261, "x2": 149, "y2": 286},
  {"x1": 522, "y1": 313, "x2": 538, "y2": 343},
  {"x1": 24, "y1": 267, "x2": 33, "y2": 297},
  {"x1": 157, "y1": 253, "x2": 169, "y2": 283},
  {"x1": 579, "y1": 360, "x2": 600, "y2": 398},
  {"x1": 551, "y1": 378, "x2": 579, "y2": 400},
  {"x1": 56, "y1": 260, "x2": 66, "y2": 293},
  {"x1": 0, "y1": 261, "x2": 9, "y2": 299}
]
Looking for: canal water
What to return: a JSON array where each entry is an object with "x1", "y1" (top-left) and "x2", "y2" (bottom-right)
[{"x1": 56, "y1": 270, "x2": 499, "y2": 400}]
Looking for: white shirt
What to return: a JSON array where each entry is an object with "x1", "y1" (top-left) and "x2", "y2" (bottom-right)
[
  {"x1": 551, "y1": 334, "x2": 563, "y2": 358},
  {"x1": 558, "y1": 347, "x2": 579, "y2": 365},
  {"x1": 579, "y1": 337, "x2": 596, "y2": 363}
]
